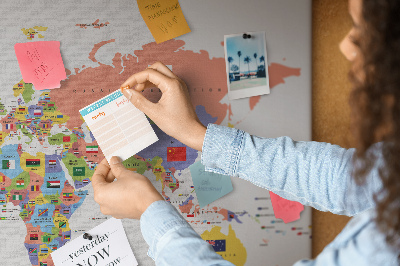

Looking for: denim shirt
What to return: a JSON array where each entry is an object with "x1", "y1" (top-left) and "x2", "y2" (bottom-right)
[{"x1": 140, "y1": 124, "x2": 399, "y2": 265}]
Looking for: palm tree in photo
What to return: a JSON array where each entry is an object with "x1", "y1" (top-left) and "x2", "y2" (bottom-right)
[
  {"x1": 244, "y1": 56, "x2": 251, "y2": 78},
  {"x1": 227, "y1": 56, "x2": 234, "y2": 73},
  {"x1": 253, "y1": 53, "x2": 258, "y2": 74},
  {"x1": 260, "y1": 55, "x2": 266, "y2": 72},
  {"x1": 237, "y1": 51, "x2": 242, "y2": 77}
]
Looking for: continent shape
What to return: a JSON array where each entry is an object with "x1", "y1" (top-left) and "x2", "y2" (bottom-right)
[{"x1": 201, "y1": 225, "x2": 247, "y2": 266}]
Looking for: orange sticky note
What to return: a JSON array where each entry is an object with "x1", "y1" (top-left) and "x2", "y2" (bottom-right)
[
  {"x1": 137, "y1": 0, "x2": 191, "y2": 44},
  {"x1": 14, "y1": 41, "x2": 66, "y2": 90},
  {"x1": 269, "y1": 191, "x2": 304, "y2": 223}
]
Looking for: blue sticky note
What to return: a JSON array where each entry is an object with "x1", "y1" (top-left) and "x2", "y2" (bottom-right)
[{"x1": 189, "y1": 161, "x2": 233, "y2": 208}]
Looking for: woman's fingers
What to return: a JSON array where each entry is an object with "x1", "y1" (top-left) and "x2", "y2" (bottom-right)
[{"x1": 120, "y1": 68, "x2": 175, "y2": 94}]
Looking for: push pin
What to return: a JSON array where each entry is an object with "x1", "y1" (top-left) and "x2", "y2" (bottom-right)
[
  {"x1": 242, "y1": 33, "x2": 252, "y2": 39},
  {"x1": 120, "y1": 85, "x2": 130, "y2": 92},
  {"x1": 83, "y1": 233, "x2": 93, "y2": 240}
]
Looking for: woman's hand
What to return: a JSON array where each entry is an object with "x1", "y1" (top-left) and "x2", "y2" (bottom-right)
[
  {"x1": 92, "y1": 157, "x2": 164, "y2": 219},
  {"x1": 120, "y1": 62, "x2": 207, "y2": 151}
]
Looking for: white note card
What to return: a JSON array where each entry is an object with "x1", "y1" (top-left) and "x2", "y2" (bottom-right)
[
  {"x1": 51, "y1": 218, "x2": 138, "y2": 266},
  {"x1": 79, "y1": 90, "x2": 158, "y2": 162}
]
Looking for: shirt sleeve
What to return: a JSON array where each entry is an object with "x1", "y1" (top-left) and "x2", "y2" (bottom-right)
[
  {"x1": 140, "y1": 200, "x2": 234, "y2": 266},
  {"x1": 201, "y1": 124, "x2": 383, "y2": 216}
]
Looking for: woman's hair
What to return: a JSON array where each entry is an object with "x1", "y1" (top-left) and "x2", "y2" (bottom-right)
[{"x1": 350, "y1": 0, "x2": 400, "y2": 251}]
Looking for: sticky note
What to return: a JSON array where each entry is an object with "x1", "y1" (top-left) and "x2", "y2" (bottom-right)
[
  {"x1": 189, "y1": 161, "x2": 233, "y2": 208},
  {"x1": 137, "y1": 0, "x2": 191, "y2": 43},
  {"x1": 51, "y1": 218, "x2": 138, "y2": 266},
  {"x1": 79, "y1": 90, "x2": 158, "y2": 162},
  {"x1": 14, "y1": 41, "x2": 66, "y2": 90},
  {"x1": 269, "y1": 191, "x2": 304, "y2": 223}
]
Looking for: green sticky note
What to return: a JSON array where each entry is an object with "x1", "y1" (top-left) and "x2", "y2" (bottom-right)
[{"x1": 189, "y1": 161, "x2": 233, "y2": 208}]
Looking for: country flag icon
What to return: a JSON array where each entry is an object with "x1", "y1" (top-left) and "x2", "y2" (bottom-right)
[
  {"x1": 5, "y1": 124, "x2": 14, "y2": 130},
  {"x1": 51, "y1": 200, "x2": 58, "y2": 204},
  {"x1": 18, "y1": 83, "x2": 23, "y2": 88},
  {"x1": 63, "y1": 136, "x2": 70, "y2": 142},
  {"x1": 18, "y1": 107, "x2": 26, "y2": 112},
  {"x1": 0, "y1": 176, "x2": 4, "y2": 182},
  {"x1": 63, "y1": 193, "x2": 72, "y2": 199},
  {"x1": 12, "y1": 194, "x2": 22, "y2": 200},
  {"x1": 63, "y1": 209, "x2": 69, "y2": 214},
  {"x1": 40, "y1": 248, "x2": 48, "y2": 253},
  {"x1": 47, "y1": 181, "x2": 60, "y2": 188},
  {"x1": 206, "y1": 239, "x2": 226, "y2": 252},
  {"x1": 57, "y1": 115, "x2": 63, "y2": 118},
  {"x1": 42, "y1": 236, "x2": 51, "y2": 243},
  {"x1": 59, "y1": 221, "x2": 66, "y2": 228},
  {"x1": 167, "y1": 147, "x2": 186, "y2": 162},
  {"x1": 2, "y1": 160, "x2": 15, "y2": 170},
  {"x1": 30, "y1": 234, "x2": 38, "y2": 240},
  {"x1": 82, "y1": 179, "x2": 89, "y2": 184},
  {"x1": 26, "y1": 159, "x2": 40, "y2": 167},
  {"x1": 29, "y1": 247, "x2": 37, "y2": 254},
  {"x1": 49, "y1": 160, "x2": 56, "y2": 166},
  {"x1": 31, "y1": 185, "x2": 39, "y2": 191},
  {"x1": 33, "y1": 109, "x2": 41, "y2": 116},
  {"x1": 73, "y1": 167, "x2": 85, "y2": 176},
  {"x1": 86, "y1": 145, "x2": 98, "y2": 153},
  {"x1": 64, "y1": 234, "x2": 70, "y2": 240},
  {"x1": 38, "y1": 208, "x2": 48, "y2": 217},
  {"x1": 16, "y1": 180, "x2": 24, "y2": 187}
]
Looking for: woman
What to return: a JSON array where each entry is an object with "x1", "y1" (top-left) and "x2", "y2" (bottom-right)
[{"x1": 91, "y1": 0, "x2": 400, "y2": 264}]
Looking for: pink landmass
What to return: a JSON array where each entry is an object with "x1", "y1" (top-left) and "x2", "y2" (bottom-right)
[
  {"x1": 88, "y1": 39, "x2": 115, "y2": 63},
  {"x1": 24, "y1": 223, "x2": 44, "y2": 244},
  {"x1": 249, "y1": 96, "x2": 261, "y2": 111},
  {"x1": 0, "y1": 174, "x2": 12, "y2": 188},
  {"x1": 9, "y1": 189, "x2": 28, "y2": 205},
  {"x1": 51, "y1": 39, "x2": 302, "y2": 130},
  {"x1": 218, "y1": 208, "x2": 228, "y2": 221},
  {"x1": 178, "y1": 198, "x2": 194, "y2": 214}
]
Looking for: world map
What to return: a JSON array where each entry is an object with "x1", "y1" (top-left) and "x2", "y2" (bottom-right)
[{"x1": 0, "y1": 25, "x2": 304, "y2": 266}]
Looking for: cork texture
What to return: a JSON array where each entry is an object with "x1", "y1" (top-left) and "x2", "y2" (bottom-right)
[{"x1": 312, "y1": 0, "x2": 353, "y2": 258}]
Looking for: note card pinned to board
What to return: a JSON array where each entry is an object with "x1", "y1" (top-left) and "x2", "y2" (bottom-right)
[
  {"x1": 14, "y1": 41, "x2": 66, "y2": 90},
  {"x1": 51, "y1": 218, "x2": 138, "y2": 266},
  {"x1": 137, "y1": 0, "x2": 191, "y2": 43},
  {"x1": 269, "y1": 191, "x2": 304, "y2": 223},
  {"x1": 189, "y1": 161, "x2": 233, "y2": 208}
]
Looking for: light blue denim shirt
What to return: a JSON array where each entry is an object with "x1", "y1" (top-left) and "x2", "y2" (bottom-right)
[{"x1": 140, "y1": 124, "x2": 399, "y2": 265}]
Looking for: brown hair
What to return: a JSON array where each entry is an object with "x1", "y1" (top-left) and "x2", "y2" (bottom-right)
[{"x1": 350, "y1": 0, "x2": 400, "y2": 251}]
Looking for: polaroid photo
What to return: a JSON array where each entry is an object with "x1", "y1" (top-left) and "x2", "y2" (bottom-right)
[{"x1": 224, "y1": 31, "x2": 270, "y2": 100}]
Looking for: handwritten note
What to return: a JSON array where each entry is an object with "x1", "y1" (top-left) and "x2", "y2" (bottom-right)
[
  {"x1": 51, "y1": 218, "x2": 138, "y2": 266},
  {"x1": 79, "y1": 90, "x2": 158, "y2": 162},
  {"x1": 269, "y1": 191, "x2": 304, "y2": 223},
  {"x1": 189, "y1": 161, "x2": 233, "y2": 208},
  {"x1": 14, "y1": 41, "x2": 66, "y2": 90},
  {"x1": 137, "y1": 0, "x2": 191, "y2": 43}
]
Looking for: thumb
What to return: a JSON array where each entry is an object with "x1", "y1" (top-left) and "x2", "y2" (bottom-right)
[
  {"x1": 109, "y1": 156, "x2": 128, "y2": 178},
  {"x1": 122, "y1": 88, "x2": 155, "y2": 116}
]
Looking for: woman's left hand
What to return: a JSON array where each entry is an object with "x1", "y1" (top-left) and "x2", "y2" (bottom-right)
[{"x1": 91, "y1": 157, "x2": 164, "y2": 219}]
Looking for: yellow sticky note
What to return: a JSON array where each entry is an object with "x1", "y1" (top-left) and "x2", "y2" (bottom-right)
[{"x1": 137, "y1": 0, "x2": 191, "y2": 43}]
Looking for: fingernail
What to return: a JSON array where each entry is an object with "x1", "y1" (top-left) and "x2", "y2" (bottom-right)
[
  {"x1": 124, "y1": 89, "x2": 133, "y2": 100},
  {"x1": 120, "y1": 85, "x2": 130, "y2": 92},
  {"x1": 110, "y1": 156, "x2": 122, "y2": 165}
]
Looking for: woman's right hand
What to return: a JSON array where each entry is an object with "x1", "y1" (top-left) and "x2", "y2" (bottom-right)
[{"x1": 120, "y1": 62, "x2": 207, "y2": 151}]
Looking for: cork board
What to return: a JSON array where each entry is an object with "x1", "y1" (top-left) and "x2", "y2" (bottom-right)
[{"x1": 312, "y1": 0, "x2": 353, "y2": 258}]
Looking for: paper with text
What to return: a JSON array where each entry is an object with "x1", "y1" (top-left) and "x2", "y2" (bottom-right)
[
  {"x1": 14, "y1": 41, "x2": 66, "y2": 90},
  {"x1": 137, "y1": 0, "x2": 191, "y2": 43},
  {"x1": 51, "y1": 218, "x2": 138, "y2": 266},
  {"x1": 269, "y1": 191, "x2": 304, "y2": 223},
  {"x1": 79, "y1": 90, "x2": 158, "y2": 162},
  {"x1": 189, "y1": 161, "x2": 233, "y2": 208}
]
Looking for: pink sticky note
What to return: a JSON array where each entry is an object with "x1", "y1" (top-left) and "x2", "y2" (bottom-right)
[
  {"x1": 14, "y1": 41, "x2": 66, "y2": 90},
  {"x1": 269, "y1": 191, "x2": 304, "y2": 223}
]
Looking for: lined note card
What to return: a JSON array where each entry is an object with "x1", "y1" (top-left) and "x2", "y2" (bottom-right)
[
  {"x1": 137, "y1": 0, "x2": 191, "y2": 43},
  {"x1": 79, "y1": 90, "x2": 158, "y2": 162},
  {"x1": 14, "y1": 41, "x2": 66, "y2": 90}
]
